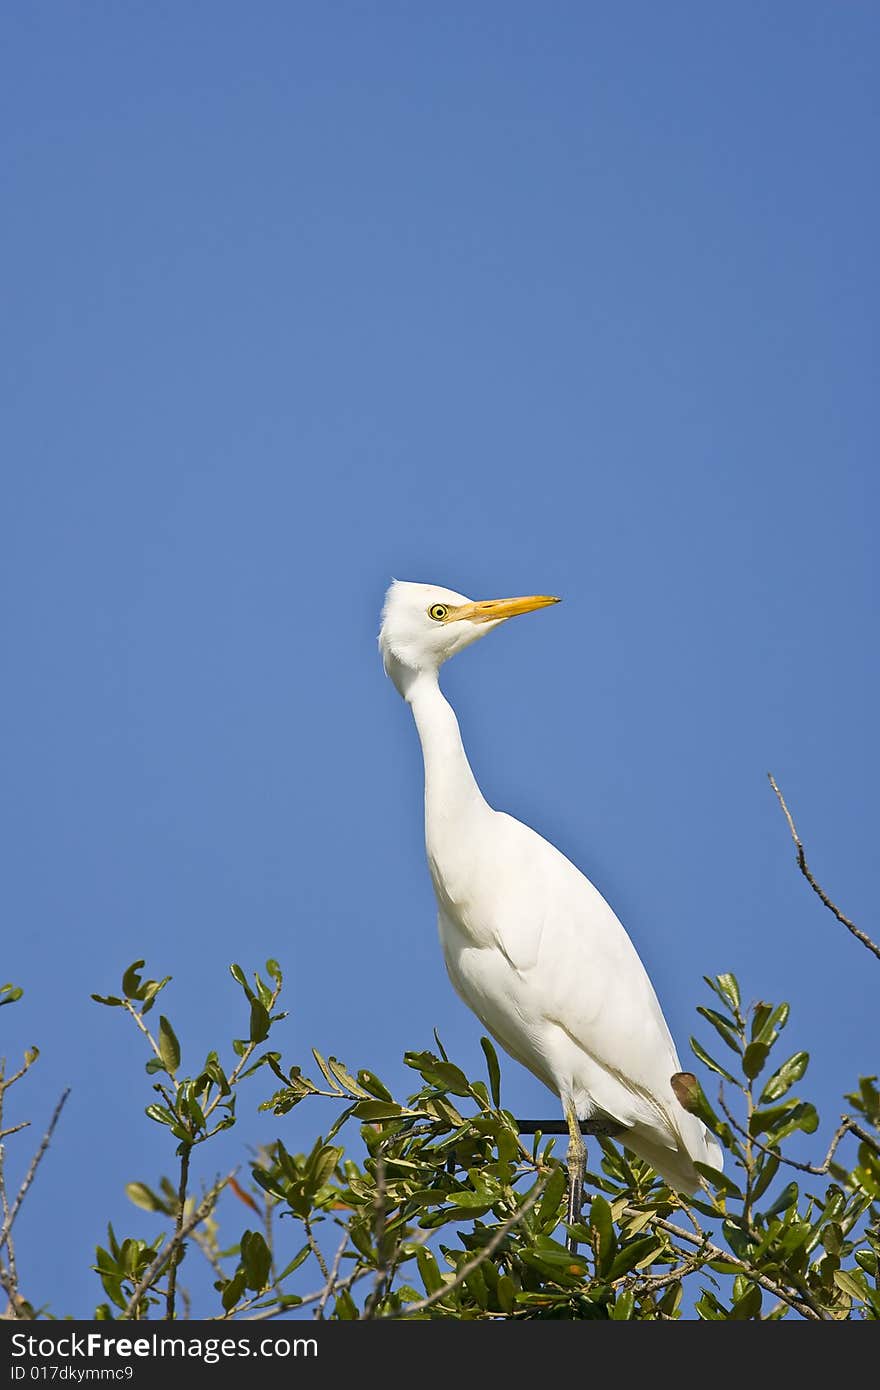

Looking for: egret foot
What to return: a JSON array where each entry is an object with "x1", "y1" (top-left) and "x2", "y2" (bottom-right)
[{"x1": 565, "y1": 1103, "x2": 586, "y2": 1254}]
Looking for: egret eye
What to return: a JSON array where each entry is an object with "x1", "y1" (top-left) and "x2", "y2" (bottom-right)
[{"x1": 428, "y1": 603, "x2": 449, "y2": 621}]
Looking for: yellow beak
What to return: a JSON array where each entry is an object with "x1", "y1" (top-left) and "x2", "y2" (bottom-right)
[{"x1": 457, "y1": 594, "x2": 561, "y2": 624}]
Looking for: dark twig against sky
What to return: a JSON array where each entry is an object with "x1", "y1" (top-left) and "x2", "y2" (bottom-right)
[{"x1": 768, "y1": 774, "x2": 880, "y2": 961}]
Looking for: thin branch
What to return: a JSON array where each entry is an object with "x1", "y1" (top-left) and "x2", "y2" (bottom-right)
[
  {"x1": 202, "y1": 980, "x2": 283, "y2": 1123},
  {"x1": 121, "y1": 1001, "x2": 164, "y2": 1061},
  {"x1": 768, "y1": 774, "x2": 880, "y2": 961},
  {"x1": 396, "y1": 1179, "x2": 547, "y2": 1318},
  {"x1": 0, "y1": 1124, "x2": 29, "y2": 1141},
  {"x1": 631, "y1": 1208, "x2": 824, "y2": 1320},
  {"x1": 633, "y1": 1250, "x2": 706, "y2": 1298},
  {"x1": 303, "y1": 1217, "x2": 329, "y2": 1283},
  {"x1": 244, "y1": 1227, "x2": 436, "y2": 1321},
  {"x1": 516, "y1": 1117, "x2": 626, "y2": 1138},
  {"x1": 719, "y1": 1097, "x2": 879, "y2": 1176},
  {"x1": 165, "y1": 1143, "x2": 192, "y2": 1320},
  {"x1": 313, "y1": 1231, "x2": 350, "y2": 1320},
  {"x1": 0, "y1": 1089, "x2": 70, "y2": 1256},
  {"x1": 122, "y1": 1169, "x2": 235, "y2": 1320},
  {"x1": 245, "y1": 1265, "x2": 367, "y2": 1321},
  {"x1": 362, "y1": 1157, "x2": 388, "y2": 1320}
]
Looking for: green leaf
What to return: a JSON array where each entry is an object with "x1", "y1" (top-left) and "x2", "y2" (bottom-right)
[
  {"x1": 0, "y1": 983, "x2": 23, "y2": 1007},
  {"x1": 694, "y1": 1163, "x2": 744, "y2": 1199},
  {"x1": 610, "y1": 1289, "x2": 635, "y2": 1320},
  {"x1": 305, "y1": 1144, "x2": 342, "y2": 1194},
  {"x1": 751, "y1": 1150, "x2": 780, "y2": 1203},
  {"x1": 252, "y1": 972, "x2": 273, "y2": 1008},
  {"x1": 420, "y1": 1061, "x2": 473, "y2": 1097},
  {"x1": 658, "y1": 1281, "x2": 683, "y2": 1318},
  {"x1": 325, "y1": 1057, "x2": 369, "y2": 1097},
  {"x1": 139, "y1": 978, "x2": 171, "y2": 1015},
  {"x1": 742, "y1": 1041, "x2": 770, "y2": 1080},
  {"x1": 696, "y1": 1007, "x2": 742, "y2": 1056},
  {"x1": 833, "y1": 1268, "x2": 869, "y2": 1302},
  {"x1": 229, "y1": 963, "x2": 255, "y2": 1001},
  {"x1": 415, "y1": 1246, "x2": 444, "y2": 1295},
  {"x1": 352, "y1": 1100, "x2": 402, "y2": 1122},
  {"x1": 751, "y1": 1000, "x2": 790, "y2": 1045},
  {"x1": 240, "y1": 1230, "x2": 272, "y2": 1291},
  {"x1": 779, "y1": 1219, "x2": 813, "y2": 1260},
  {"x1": 265, "y1": 958, "x2": 282, "y2": 983},
  {"x1": 608, "y1": 1237, "x2": 660, "y2": 1280},
  {"x1": 311, "y1": 1048, "x2": 344, "y2": 1093},
  {"x1": 158, "y1": 1015, "x2": 181, "y2": 1074},
  {"x1": 480, "y1": 1037, "x2": 502, "y2": 1107},
  {"x1": 765, "y1": 1102, "x2": 819, "y2": 1145},
  {"x1": 590, "y1": 1194, "x2": 616, "y2": 1276},
  {"x1": 357, "y1": 1070, "x2": 393, "y2": 1101},
  {"x1": 689, "y1": 1036, "x2": 737, "y2": 1084},
  {"x1": 221, "y1": 1268, "x2": 247, "y2": 1312},
  {"x1": 497, "y1": 1275, "x2": 515, "y2": 1314},
  {"x1": 705, "y1": 973, "x2": 740, "y2": 1015},
  {"x1": 249, "y1": 999, "x2": 271, "y2": 1044},
  {"x1": 276, "y1": 1245, "x2": 310, "y2": 1281},
  {"x1": 144, "y1": 1103, "x2": 176, "y2": 1129},
  {"x1": 537, "y1": 1167, "x2": 567, "y2": 1230},
  {"x1": 125, "y1": 1182, "x2": 164, "y2": 1213},
  {"x1": 760, "y1": 1051, "x2": 809, "y2": 1103},
  {"x1": 90, "y1": 994, "x2": 123, "y2": 1007},
  {"x1": 730, "y1": 1281, "x2": 762, "y2": 1319},
  {"x1": 122, "y1": 961, "x2": 147, "y2": 1000},
  {"x1": 763, "y1": 1181, "x2": 799, "y2": 1220}
]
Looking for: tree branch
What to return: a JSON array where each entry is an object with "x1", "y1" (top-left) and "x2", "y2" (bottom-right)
[
  {"x1": 0, "y1": 1089, "x2": 70, "y2": 1256},
  {"x1": 165, "y1": 1143, "x2": 192, "y2": 1320},
  {"x1": 122, "y1": 1169, "x2": 235, "y2": 1320},
  {"x1": 632, "y1": 1208, "x2": 824, "y2": 1320},
  {"x1": 396, "y1": 1179, "x2": 547, "y2": 1318},
  {"x1": 719, "y1": 1095, "x2": 879, "y2": 1175},
  {"x1": 312, "y1": 1231, "x2": 350, "y2": 1320},
  {"x1": 768, "y1": 774, "x2": 880, "y2": 961}
]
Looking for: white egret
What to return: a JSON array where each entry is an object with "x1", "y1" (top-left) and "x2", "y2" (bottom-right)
[{"x1": 379, "y1": 580, "x2": 722, "y2": 1233}]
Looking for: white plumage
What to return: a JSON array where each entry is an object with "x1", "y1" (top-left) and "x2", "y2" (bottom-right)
[{"x1": 379, "y1": 580, "x2": 721, "y2": 1199}]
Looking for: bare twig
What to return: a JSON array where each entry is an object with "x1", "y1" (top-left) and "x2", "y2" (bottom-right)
[
  {"x1": 362, "y1": 1157, "x2": 388, "y2": 1319},
  {"x1": 0, "y1": 1089, "x2": 70, "y2": 1256},
  {"x1": 244, "y1": 1225, "x2": 437, "y2": 1321},
  {"x1": 303, "y1": 1217, "x2": 329, "y2": 1283},
  {"x1": 396, "y1": 1179, "x2": 547, "y2": 1318},
  {"x1": 165, "y1": 1143, "x2": 192, "y2": 1320},
  {"x1": 121, "y1": 1001, "x2": 164, "y2": 1062},
  {"x1": 633, "y1": 1250, "x2": 706, "y2": 1298},
  {"x1": 0, "y1": 1124, "x2": 29, "y2": 1141},
  {"x1": 517, "y1": 1117, "x2": 626, "y2": 1138},
  {"x1": 245, "y1": 1265, "x2": 367, "y2": 1321},
  {"x1": 630, "y1": 1208, "x2": 824, "y2": 1320},
  {"x1": 313, "y1": 1231, "x2": 350, "y2": 1320},
  {"x1": 719, "y1": 1096, "x2": 879, "y2": 1175},
  {"x1": 768, "y1": 774, "x2": 880, "y2": 961},
  {"x1": 122, "y1": 1169, "x2": 235, "y2": 1320}
]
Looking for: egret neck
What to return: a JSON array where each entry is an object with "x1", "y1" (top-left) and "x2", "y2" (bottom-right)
[{"x1": 406, "y1": 671, "x2": 489, "y2": 884}]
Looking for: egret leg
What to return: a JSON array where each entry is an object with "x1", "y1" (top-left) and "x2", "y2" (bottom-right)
[{"x1": 564, "y1": 1103, "x2": 586, "y2": 1253}]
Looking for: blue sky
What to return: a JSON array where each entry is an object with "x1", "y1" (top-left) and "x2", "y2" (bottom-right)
[{"x1": 2, "y1": 4, "x2": 877, "y2": 1316}]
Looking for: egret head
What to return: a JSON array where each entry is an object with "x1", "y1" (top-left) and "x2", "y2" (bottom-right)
[{"x1": 379, "y1": 580, "x2": 559, "y2": 697}]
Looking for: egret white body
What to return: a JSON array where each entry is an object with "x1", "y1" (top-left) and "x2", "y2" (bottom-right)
[{"x1": 379, "y1": 581, "x2": 722, "y2": 1200}]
